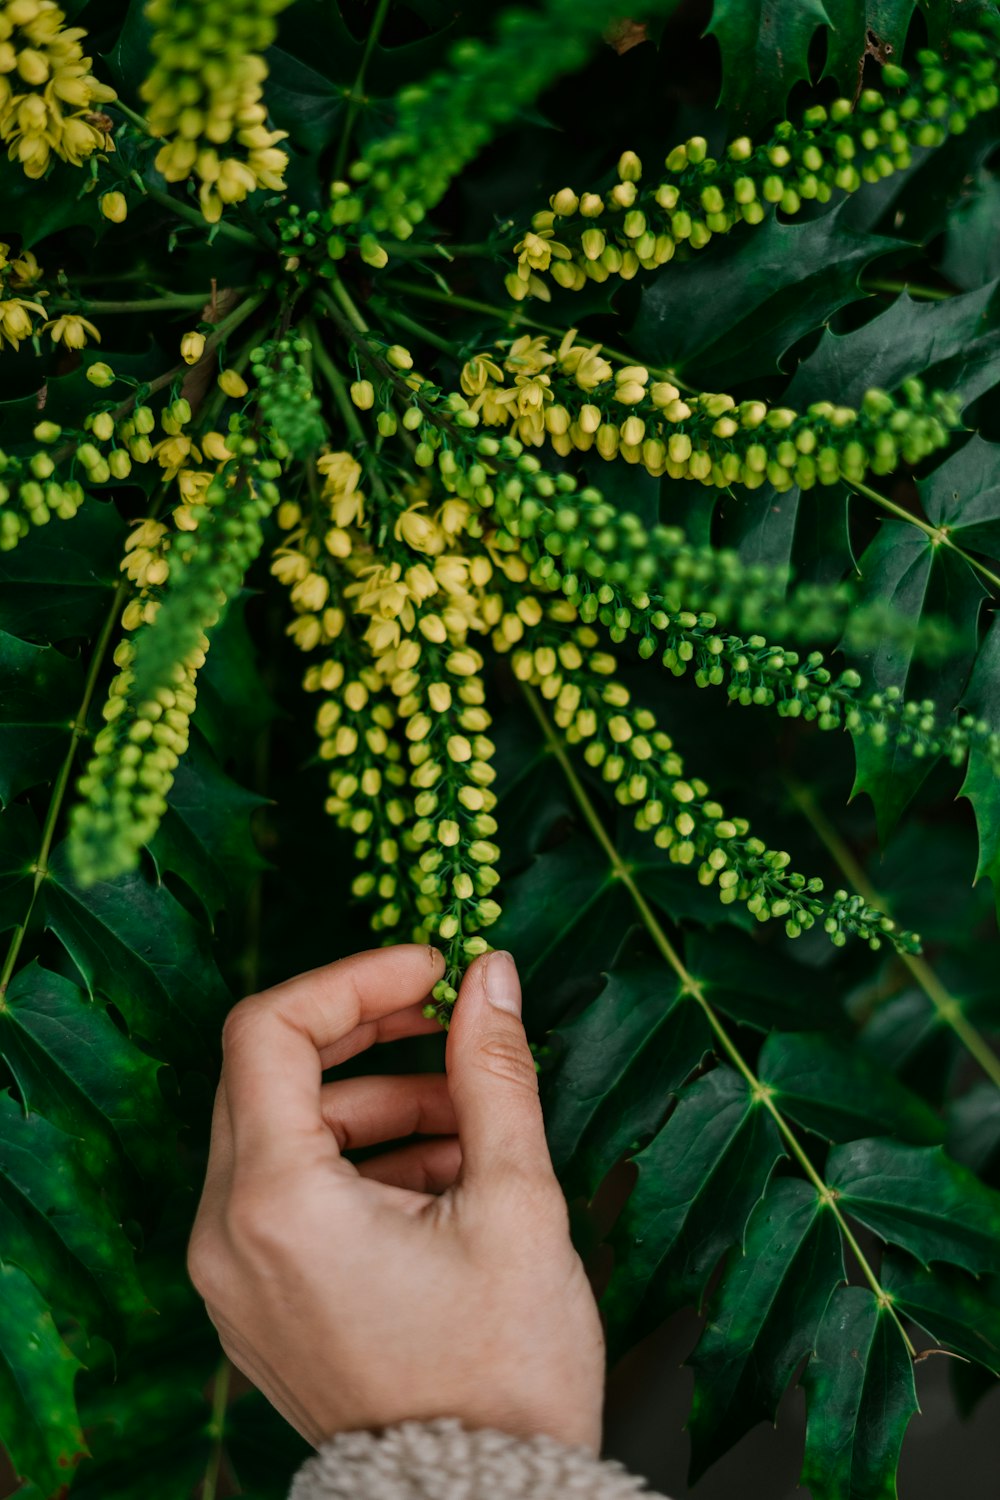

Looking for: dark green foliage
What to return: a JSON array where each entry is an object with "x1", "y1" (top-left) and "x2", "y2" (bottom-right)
[{"x1": 3, "y1": 3, "x2": 1000, "y2": 1499}]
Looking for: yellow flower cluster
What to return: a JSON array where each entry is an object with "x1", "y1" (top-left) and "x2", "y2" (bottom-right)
[
  {"x1": 0, "y1": 0, "x2": 115, "y2": 179},
  {"x1": 459, "y1": 331, "x2": 957, "y2": 492},
  {"x1": 140, "y1": 0, "x2": 290, "y2": 223},
  {"x1": 0, "y1": 239, "x2": 45, "y2": 349}
]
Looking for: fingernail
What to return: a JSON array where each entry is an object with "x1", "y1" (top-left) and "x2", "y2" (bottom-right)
[{"x1": 485, "y1": 950, "x2": 521, "y2": 1016}]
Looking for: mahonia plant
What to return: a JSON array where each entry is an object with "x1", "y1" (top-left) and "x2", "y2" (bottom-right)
[{"x1": 3, "y1": 2, "x2": 1000, "y2": 1498}]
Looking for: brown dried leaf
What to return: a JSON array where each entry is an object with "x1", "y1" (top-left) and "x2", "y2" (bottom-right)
[{"x1": 604, "y1": 18, "x2": 648, "y2": 54}]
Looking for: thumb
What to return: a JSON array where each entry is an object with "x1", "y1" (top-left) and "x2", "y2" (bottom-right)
[{"x1": 445, "y1": 950, "x2": 554, "y2": 1193}]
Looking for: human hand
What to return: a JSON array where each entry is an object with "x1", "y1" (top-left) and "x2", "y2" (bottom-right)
[{"x1": 187, "y1": 945, "x2": 605, "y2": 1453}]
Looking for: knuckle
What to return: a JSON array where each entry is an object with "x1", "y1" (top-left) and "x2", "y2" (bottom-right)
[
  {"x1": 476, "y1": 1035, "x2": 539, "y2": 1094},
  {"x1": 223, "y1": 1184, "x2": 281, "y2": 1254},
  {"x1": 220, "y1": 994, "x2": 265, "y2": 1053},
  {"x1": 186, "y1": 1222, "x2": 225, "y2": 1299}
]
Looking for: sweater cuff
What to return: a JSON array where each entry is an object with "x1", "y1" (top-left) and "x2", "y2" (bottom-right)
[{"x1": 288, "y1": 1418, "x2": 658, "y2": 1500}]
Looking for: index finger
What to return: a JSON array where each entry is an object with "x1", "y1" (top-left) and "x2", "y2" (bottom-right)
[{"x1": 221, "y1": 944, "x2": 444, "y2": 1163}]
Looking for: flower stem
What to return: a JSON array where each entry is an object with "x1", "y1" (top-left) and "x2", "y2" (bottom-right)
[
  {"x1": 525, "y1": 684, "x2": 916, "y2": 1354},
  {"x1": 848, "y1": 478, "x2": 1000, "y2": 594},
  {"x1": 862, "y1": 278, "x2": 955, "y2": 301},
  {"x1": 144, "y1": 186, "x2": 261, "y2": 249},
  {"x1": 334, "y1": 0, "x2": 393, "y2": 179},
  {"x1": 201, "y1": 1358, "x2": 232, "y2": 1500},
  {"x1": 786, "y1": 778, "x2": 1000, "y2": 1090}
]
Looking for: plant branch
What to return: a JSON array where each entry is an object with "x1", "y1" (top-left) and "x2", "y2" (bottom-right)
[
  {"x1": 525, "y1": 684, "x2": 917, "y2": 1353},
  {"x1": 786, "y1": 778, "x2": 1000, "y2": 1091},
  {"x1": 333, "y1": 0, "x2": 393, "y2": 179},
  {"x1": 201, "y1": 1357, "x2": 232, "y2": 1500},
  {"x1": 862, "y1": 278, "x2": 955, "y2": 302},
  {"x1": 144, "y1": 185, "x2": 261, "y2": 249},
  {"x1": 848, "y1": 479, "x2": 1000, "y2": 594}
]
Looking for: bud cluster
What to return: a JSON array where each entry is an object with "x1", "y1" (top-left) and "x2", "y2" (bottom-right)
[
  {"x1": 515, "y1": 623, "x2": 919, "y2": 952},
  {"x1": 325, "y1": 0, "x2": 661, "y2": 261},
  {"x1": 0, "y1": 0, "x2": 116, "y2": 179},
  {"x1": 139, "y1": 0, "x2": 290, "y2": 223},
  {"x1": 0, "y1": 239, "x2": 46, "y2": 349},
  {"x1": 69, "y1": 451, "x2": 279, "y2": 885},
  {"x1": 512, "y1": 17, "x2": 1000, "y2": 296},
  {"x1": 460, "y1": 334, "x2": 959, "y2": 492},
  {"x1": 251, "y1": 335, "x2": 328, "y2": 460}
]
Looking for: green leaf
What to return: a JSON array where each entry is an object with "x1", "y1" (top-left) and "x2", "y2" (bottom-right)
[
  {"x1": 0, "y1": 633, "x2": 82, "y2": 807},
  {"x1": 0, "y1": 962, "x2": 166, "y2": 1180},
  {"x1": 942, "y1": 168, "x2": 1000, "y2": 292},
  {"x1": 0, "y1": 802, "x2": 37, "y2": 936},
  {"x1": 946, "y1": 1082, "x2": 1000, "y2": 1182},
  {"x1": 786, "y1": 282, "x2": 1000, "y2": 413},
  {"x1": 263, "y1": 49, "x2": 346, "y2": 156},
  {"x1": 602, "y1": 1066, "x2": 785, "y2": 1351},
  {"x1": 828, "y1": 1137, "x2": 1000, "y2": 1273},
  {"x1": 959, "y1": 614, "x2": 1000, "y2": 918},
  {"x1": 0, "y1": 1260, "x2": 86, "y2": 1495},
  {"x1": 104, "y1": 0, "x2": 155, "y2": 103},
  {"x1": 151, "y1": 732, "x2": 268, "y2": 922},
  {"x1": 631, "y1": 204, "x2": 900, "y2": 386},
  {"x1": 706, "y1": 0, "x2": 830, "y2": 131},
  {"x1": 801, "y1": 1285, "x2": 918, "y2": 1500},
  {"x1": 687, "y1": 1178, "x2": 844, "y2": 1479},
  {"x1": 543, "y1": 956, "x2": 710, "y2": 1197},
  {"x1": 822, "y1": 1, "x2": 915, "y2": 89},
  {"x1": 686, "y1": 927, "x2": 845, "y2": 1033},
  {"x1": 0, "y1": 502, "x2": 120, "y2": 645},
  {"x1": 759, "y1": 1031, "x2": 944, "y2": 1143},
  {"x1": 918, "y1": 436, "x2": 1000, "y2": 561},
  {"x1": 0, "y1": 1092, "x2": 148, "y2": 1331},
  {"x1": 44, "y1": 844, "x2": 230, "y2": 1067},
  {"x1": 881, "y1": 1254, "x2": 1000, "y2": 1373},
  {"x1": 849, "y1": 522, "x2": 984, "y2": 839}
]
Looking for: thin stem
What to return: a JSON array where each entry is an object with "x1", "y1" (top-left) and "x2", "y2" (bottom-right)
[
  {"x1": 862, "y1": 278, "x2": 955, "y2": 302},
  {"x1": 381, "y1": 278, "x2": 694, "y2": 386},
  {"x1": 113, "y1": 100, "x2": 153, "y2": 135},
  {"x1": 848, "y1": 479, "x2": 1000, "y2": 594},
  {"x1": 201, "y1": 1358, "x2": 232, "y2": 1500},
  {"x1": 525, "y1": 685, "x2": 916, "y2": 1353},
  {"x1": 333, "y1": 0, "x2": 393, "y2": 179},
  {"x1": 327, "y1": 274, "x2": 371, "y2": 333},
  {"x1": 70, "y1": 293, "x2": 223, "y2": 314},
  {"x1": 368, "y1": 296, "x2": 457, "y2": 355},
  {"x1": 0, "y1": 583, "x2": 124, "y2": 999},
  {"x1": 144, "y1": 186, "x2": 260, "y2": 249},
  {"x1": 308, "y1": 322, "x2": 368, "y2": 444},
  {"x1": 787, "y1": 779, "x2": 1000, "y2": 1091}
]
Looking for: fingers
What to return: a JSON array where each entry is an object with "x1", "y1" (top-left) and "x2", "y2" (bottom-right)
[
  {"x1": 356, "y1": 1136, "x2": 462, "y2": 1194},
  {"x1": 221, "y1": 945, "x2": 445, "y2": 1164},
  {"x1": 319, "y1": 1073, "x2": 457, "y2": 1151},
  {"x1": 445, "y1": 951, "x2": 556, "y2": 1196},
  {"x1": 317, "y1": 1003, "x2": 442, "y2": 1071}
]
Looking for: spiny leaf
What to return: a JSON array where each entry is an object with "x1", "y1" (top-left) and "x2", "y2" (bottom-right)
[
  {"x1": 822, "y1": 1, "x2": 915, "y2": 91},
  {"x1": 946, "y1": 1082, "x2": 1000, "y2": 1183},
  {"x1": 0, "y1": 1261, "x2": 86, "y2": 1495},
  {"x1": 786, "y1": 282, "x2": 1000, "y2": 412},
  {"x1": 848, "y1": 522, "x2": 984, "y2": 840},
  {"x1": 959, "y1": 614, "x2": 1000, "y2": 920},
  {"x1": 687, "y1": 1178, "x2": 845, "y2": 1481},
  {"x1": 0, "y1": 632, "x2": 82, "y2": 808},
  {"x1": 0, "y1": 802, "x2": 37, "y2": 936},
  {"x1": 759, "y1": 1031, "x2": 944, "y2": 1144},
  {"x1": 44, "y1": 843, "x2": 230, "y2": 1068},
  {"x1": 0, "y1": 962, "x2": 166, "y2": 1181},
  {"x1": 706, "y1": 0, "x2": 830, "y2": 132},
  {"x1": 881, "y1": 1254, "x2": 1000, "y2": 1372},
  {"x1": 150, "y1": 731, "x2": 269, "y2": 923},
  {"x1": 828, "y1": 1137, "x2": 1000, "y2": 1273},
  {"x1": 800, "y1": 1285, "x2": 918, "y2": 1500},
  {"x1": 942, "y1": 167, "x2": 1000, "y2": 292},
  {"x1": 543, "y1": 956, "x2": 709, "y2": 1197},
  {"x1": 918, "y1": 435, "x2": 1000, "y2": 561},
  {"x1": 602, "y1": 1066, "x2": 785, "y2": 1353},
  {"x1": 685, "y1": 928, "x2": 844, "y2": 1034},
  {"x1": 0, "y1": 1092, "x2": 149, "y2": 1333},
  {"x1": 0, "y1": 502, "x2": 120, "y2": 645},
  {"x1": 630, "y1": 203, "x2": 901, "y2": 386}
]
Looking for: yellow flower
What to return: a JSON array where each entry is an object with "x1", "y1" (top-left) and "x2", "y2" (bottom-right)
[
  {"x1": 503, "y1": 334, "x2": 555, "y2": 378},
  {"x1": 180, "y1": 330, "x2": 206, "y2": 365},
  {"x1": 152, "y1": 433, "x2": 201, "y2": 474},
  {"x1": 44, "y1": 312, "x2": 100, "y2": 349},
  {"x1": 395, "y1": 504, "x2": 445, "y2": 556},
  {"x1": 99, "y1": 191, "x2": 128, "y2": 223},
  {"x1": 218, "y1": 368, "x2": 248, "y2": 398},
  {"x1": 513, "y1": 228, "x2": 572, "y2": 281},
  {"x1": 0, "y1": 295, "x2": 44, "y2": 349},
  {"x1": 460, "y1": 355, "x2": 503, "y2": 396}
]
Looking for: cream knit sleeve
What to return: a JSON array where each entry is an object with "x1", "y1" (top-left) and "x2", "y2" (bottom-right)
[{"x1": 289, "y1": 1419, "x2": 665, "y2": 1500}]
